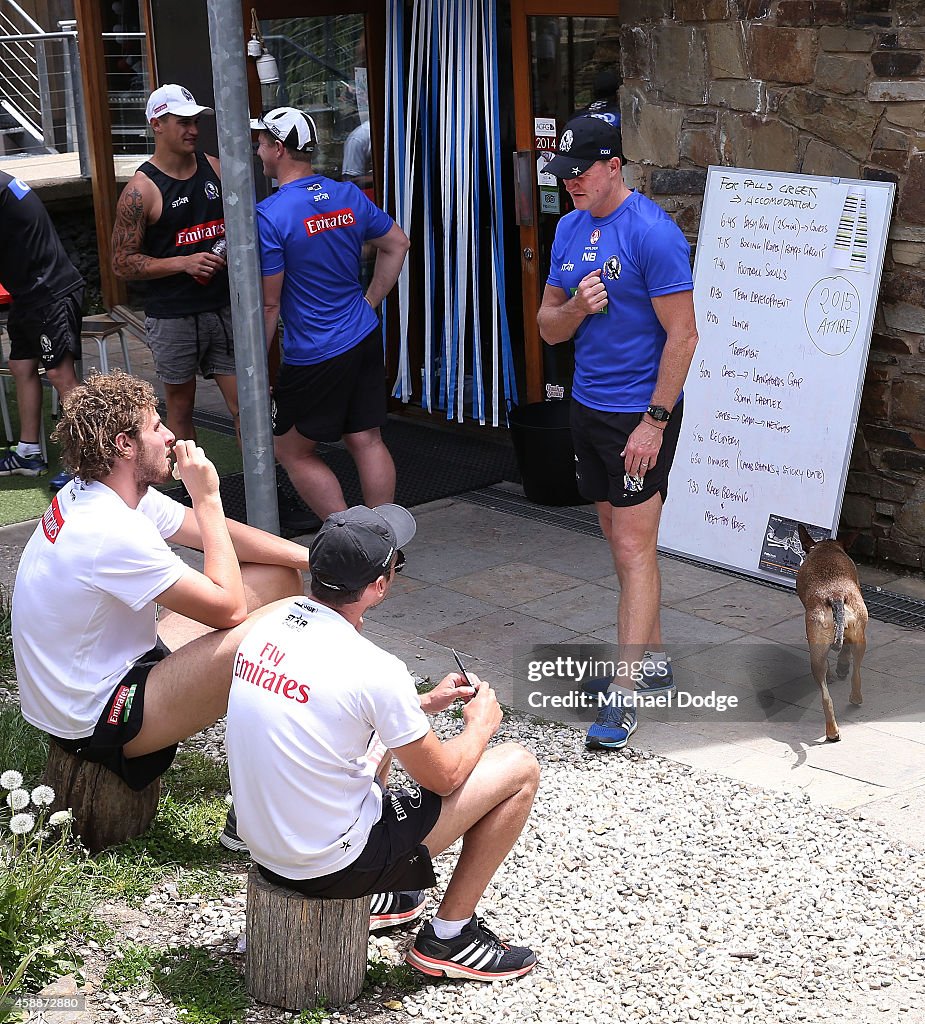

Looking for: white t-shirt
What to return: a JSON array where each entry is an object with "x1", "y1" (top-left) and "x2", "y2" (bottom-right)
[
  {"x1": 226, "y1": 597, "x2": 431, "y2": 879},
  {"x1": 12, "y1": 479, "x2": 187, "y2": 738}
]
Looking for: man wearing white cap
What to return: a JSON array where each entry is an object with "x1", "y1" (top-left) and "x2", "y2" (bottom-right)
[
  {"x1": 226, "y1": 504, "x2": 539, "y2": 981},
  {"x1": 252, "y1": 107, "x2": 410, "y2": 522},
  {"x1": 111, "y1": 84, "x2": 238, "y2": 445}
]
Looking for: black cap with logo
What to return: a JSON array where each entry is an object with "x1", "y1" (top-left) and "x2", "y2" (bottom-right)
[
  {"x1": 545, "y1": 115, "x2": 623, "y2": 179},
  {"x1": 309, "y1": 504, "x2": 417, "y2": 592}
]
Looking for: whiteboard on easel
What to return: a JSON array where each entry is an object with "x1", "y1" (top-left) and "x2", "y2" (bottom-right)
[{"x1": 660, "y1": 167, "x2": 895, "y2": 585}]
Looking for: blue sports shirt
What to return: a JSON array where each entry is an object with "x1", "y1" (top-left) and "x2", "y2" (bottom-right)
[
  {"x1": 546, "y1": 190, "x2": 693, "y2": 412},
  {"x1": 257, "y1": 175, "x2": 394, "y2": 365}
]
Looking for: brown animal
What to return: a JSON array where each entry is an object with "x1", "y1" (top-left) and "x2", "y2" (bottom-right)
[{"x1": 795, "y1": 525, "x2": 868, "y2": 742}]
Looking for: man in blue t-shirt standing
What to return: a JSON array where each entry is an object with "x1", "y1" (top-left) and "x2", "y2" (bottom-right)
[
  {"x1": 253, "y1": 107, "x2": 410, "y2": 521},
  {"x1": 537, "y1": 115, "x2": 699, "y2": 752}
]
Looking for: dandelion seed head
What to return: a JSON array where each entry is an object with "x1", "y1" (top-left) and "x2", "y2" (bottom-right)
[
  {"x1": 30, "y1": 785, "x2": 55, "y2": 807},
  {"x1": 6, "y1": 789, "x2": 29, "y2": 811},
  {"x1": 9, "y1": 813, "x2": 36, "y2": 835},
  {"x1": 49, "y1": 809, "x2": 73, "y2": 827},
  {"x1": 0, "y1": 770, "x2": 24, "y2": 790}
]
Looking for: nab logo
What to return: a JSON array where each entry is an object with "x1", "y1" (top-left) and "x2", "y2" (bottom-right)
[
  {"x1": 560, "y1": 261, "x2": 574, "y2": 272},
  {"x1": 581, "y1": 252, "x2": 598, "y2": 262}
]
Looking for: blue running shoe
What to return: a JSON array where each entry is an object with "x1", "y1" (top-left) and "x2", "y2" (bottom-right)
[
  {"x1": 0, "y1": 450, "x2": 47, "y2": 477},
  {"x1": 49, "y1": 470, "x2": 73, "y2": 492},
  {"x1": 586, "y1": 701, "x2": 637, "y2": 750}
]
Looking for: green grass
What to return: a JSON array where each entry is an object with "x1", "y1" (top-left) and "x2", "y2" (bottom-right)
[
  {"x1": 0, "y1": 706, "x2": 47, "y2": 782},
  {"x1": 0, "y1": 383, "x2": 242, "y2": 528},
  {"x1": 365, "y1": 956, "x2": 426, "y2": 994},
  {"x1": 0, "y1": 588, "x2": 15, "y2": 686},
  {"x1": 153, "y1": 947, "x2": 248, "y2": 1024},
  {"x1": 105, "y1": 945, "x2": 249, "y2": 1024}
]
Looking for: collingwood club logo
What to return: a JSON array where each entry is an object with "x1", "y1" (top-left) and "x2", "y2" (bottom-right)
[
  {"x1": 559, "y1": 129, "x2": 573, "y2": 153},
  {"x1": 204, "y1": 181, "x2": 219, "y2": 200},
  {"x1": 603, "y1": 255, "x2": 621, "y2": 280}
]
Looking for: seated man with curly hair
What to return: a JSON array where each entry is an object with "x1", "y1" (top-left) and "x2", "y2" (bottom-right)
[{"x1": 12, "y1": 370, "x2": 306, "y2": 793}]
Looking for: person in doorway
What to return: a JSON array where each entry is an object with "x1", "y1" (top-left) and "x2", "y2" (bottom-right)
[
  {"x1": 111, "y1": 84, "x2": 238, "y2": 444},
  {"x1": 226, "y1": 503, "x2": 539, "y2": 981},
  {"x1": 0, "y1": 170, "x2": 83, "y2": 490},
  {"x1": 252, "y1": 107, "x2": 410, "y2": 522},
  {"x1": 12, "y1": 370, "x2": 306, "y2": 805},
  {"x1": 537, "y1": 115, "x2": 698, "y2": 751},
  {"x1": 573, "y1": 68, "x2": 622, "y2": 128}
]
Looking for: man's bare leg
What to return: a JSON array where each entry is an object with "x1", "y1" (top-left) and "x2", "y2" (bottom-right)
[
  {"x1": 419, "y1": 743, "x2": 539, "y2": 921},
  {"x1": 7, "y1": 358, "x2": 43, "y2": 444},
  {"x1": 213, "y1": 373, "x2": 241, "y2": 446},
  {"x1": 274, "y1": 427, "x2": 348, "y2": 520},
  {"x1": 597, "y1": 493, "x2": 664, "y2": 655},
  {"x1": 164, "y1": 379, "x2": 197, "y2": 443},
  {"x1": 343, "y1": 427, "x2": 395, "y2": 509},
  {"x1": 124, "y1": 565, "x2": 302, "y2": 756},
  {"x1": 44, "y1": 356, "x2": 80, "y2": 404}
]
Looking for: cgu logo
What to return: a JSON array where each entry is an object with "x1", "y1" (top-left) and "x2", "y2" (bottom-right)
[
  {"x1": 175, "y1": 219, "x2": 225, "y2": 246},
  {"x1": 303, "y1": 208, "x2": 356, "y2": 236}
]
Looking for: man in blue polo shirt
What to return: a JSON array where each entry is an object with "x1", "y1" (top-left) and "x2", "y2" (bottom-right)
[
  {"x1": 537, "y1": 115, "x2": 699, "y2": 752},
  {"x1": 253, "y1": 107, "x2": 410, "y2": 521}
]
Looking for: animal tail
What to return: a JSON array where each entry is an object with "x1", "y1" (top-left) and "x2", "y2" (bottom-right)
[{"x1": 830, "y1": 598, "x2": 845, "y2": 651}]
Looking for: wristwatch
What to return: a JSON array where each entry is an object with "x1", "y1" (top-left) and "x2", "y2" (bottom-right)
[{"x1": 646, "y1": 404, "x2": 671, "y2": 423}]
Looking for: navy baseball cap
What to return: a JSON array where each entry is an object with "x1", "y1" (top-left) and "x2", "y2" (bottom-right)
[
  {"x1": 546, "y1": 115, "x2": 623, "y2": 179},
  {"x1": 310, "y1": 505, "x2": 416, "y2": 592}
]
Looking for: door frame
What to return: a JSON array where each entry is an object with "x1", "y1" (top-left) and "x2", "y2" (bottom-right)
[{"x1": 510, "y1": 0, "x2": 619, "y2": 404}]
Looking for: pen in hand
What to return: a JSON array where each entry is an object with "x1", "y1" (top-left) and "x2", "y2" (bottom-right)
[{"x1": 452, "y1": 648, "x2": 478, "y2": 692}]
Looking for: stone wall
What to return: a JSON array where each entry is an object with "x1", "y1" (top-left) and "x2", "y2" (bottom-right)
[{"x1": 620, "y1": 0, "x2": 925, "y2": 569}]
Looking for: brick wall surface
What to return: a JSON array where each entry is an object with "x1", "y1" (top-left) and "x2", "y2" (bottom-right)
[{"x1": 621, "y1": 0, "x2": 925, "y2": 568}]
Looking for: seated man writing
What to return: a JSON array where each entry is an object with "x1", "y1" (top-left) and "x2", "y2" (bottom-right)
[
  {"x1": 12, "y1": 370, "x2": 306, "y2": 797},
  {"x1": 226, "y1": 504, "x2": 540, "y2": 982}
]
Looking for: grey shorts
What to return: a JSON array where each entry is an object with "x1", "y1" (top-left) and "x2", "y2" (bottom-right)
[{"x1": 143, "y1": 306, "x2": 236, "y2": 384}]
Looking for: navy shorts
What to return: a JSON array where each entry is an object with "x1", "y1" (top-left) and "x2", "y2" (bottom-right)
[
  {"x1": 271, "y1": 325, "x2": 387, "y2": 442},
  {"x1": 257, "y1": 784, "x2": 442, "y2": 898},
  {"x1": 7, "y1": 287, "x2": 84, "y2": 369},
  {"x1": 50, "y1": 641, "x2": 178, "y2": 792},
  {"x1": 570, "y1": 398, "x2": 683, "y2": 507}
]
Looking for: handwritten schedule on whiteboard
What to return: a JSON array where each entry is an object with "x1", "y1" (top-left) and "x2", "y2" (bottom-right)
[{"x1": 660, "y1": 167, "x2": 894, "y2": 584}]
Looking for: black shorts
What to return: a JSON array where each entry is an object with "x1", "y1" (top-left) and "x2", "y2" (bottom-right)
[
  {"x1": 257, "y1": 784, "x2": 442, "y2": 899},
  {"x1": 50, "y1": 641, "x2": 178, "y2": 792},
  {"x1": 7, "y1": 287, "x2": 84, "y2": 369},
  {"x1": 571, "y1": 398, "x2": 683, "y2": 507},
  {"x1": 271, "y1": 325, "x2": 387, "y2": 442}
]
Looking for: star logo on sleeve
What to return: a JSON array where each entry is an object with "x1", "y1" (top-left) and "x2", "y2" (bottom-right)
[{"x1": 341, "y1": 839, "x2": 352, "y2": 852}]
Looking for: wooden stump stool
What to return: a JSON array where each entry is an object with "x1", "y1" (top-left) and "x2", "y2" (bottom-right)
[
  {"x1": 42, "y1": 742, "x2": 160, "y2": 854},
  {"x1": 246, "y1": 865, "x2": 371, "y2": 1009}
]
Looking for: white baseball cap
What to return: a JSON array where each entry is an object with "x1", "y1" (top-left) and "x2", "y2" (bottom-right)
[
  {"x1": 249, "y1": 107, "x2": 317, "y2": 152},
  {"x1": 146, "y1": 84, "x2": 213, "y2": 121}
]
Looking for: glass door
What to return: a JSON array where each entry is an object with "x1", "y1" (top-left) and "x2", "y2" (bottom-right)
[{"x1": 511, "y1": 1, "x2": 621, "y2": 403}]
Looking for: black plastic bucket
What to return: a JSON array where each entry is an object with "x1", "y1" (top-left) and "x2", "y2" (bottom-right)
[{"x1": 508, "y1": 400, "x2": 585, "y2": 506}]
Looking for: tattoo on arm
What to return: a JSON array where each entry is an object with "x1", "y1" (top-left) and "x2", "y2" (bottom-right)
[{"x1": 111, "y1": 186, "x2": 155, "y2": 279}]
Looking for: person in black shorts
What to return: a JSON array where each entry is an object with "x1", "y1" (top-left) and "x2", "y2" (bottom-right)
[
  {"x1": 12, "y1": 371, "x2": 307, "y2": 804},
  {"x1": 537, "y1": 116, "x2": 699, "y2": 751},
  {"x1": 254, "y1": 107, "x2": 410, "y2": 521},
  {"x1": 0, "y1": 170, "x2": 83, "y2": 488},
  {"x1": 226, "y1": 504, "x2": 540, "y2": 980}
]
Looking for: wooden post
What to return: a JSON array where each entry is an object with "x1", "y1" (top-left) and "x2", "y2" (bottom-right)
[
  {"x1": 246, "y1": 865, "x2": 370, "y2": 1009},
  {"x1": 73, "y1": 0, "x2": 128, "y2": 309},
  {"x1": 42, "y1": 742, "x2": 160, "y2": 854}
]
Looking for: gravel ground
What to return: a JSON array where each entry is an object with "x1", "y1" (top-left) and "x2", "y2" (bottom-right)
[{"x1": 5, "y1": 677, "x2": 924, "y2": 1024}]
